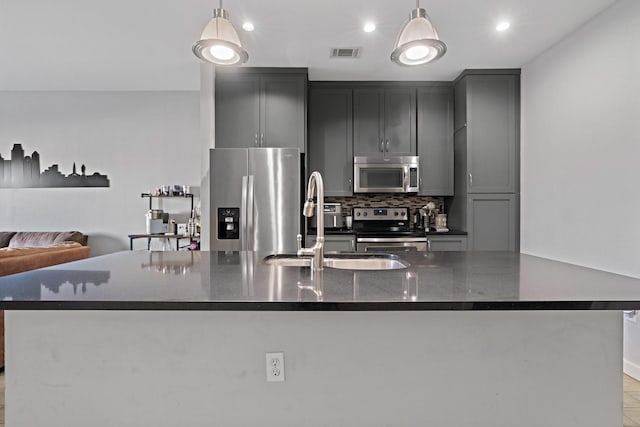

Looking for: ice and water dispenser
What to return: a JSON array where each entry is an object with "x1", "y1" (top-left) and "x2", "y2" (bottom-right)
[{"x1": 217, "y1": 208, "x2": 240, "y2": 240}]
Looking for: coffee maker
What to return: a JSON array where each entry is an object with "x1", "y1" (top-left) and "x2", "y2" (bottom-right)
[
  {"x1": 413, "y1": 208, "x2": 429, "y2": 231},
  {"x1": 413, "y1": 202, "x2": 448, "y2": 232},
  {"x1": 146, "y1": 209, "x2": 170, "y2": 234}
]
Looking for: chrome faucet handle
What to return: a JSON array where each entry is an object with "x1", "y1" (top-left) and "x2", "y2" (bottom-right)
[{"x1": 297, "y1": 234, "x2": 302, "y2": 251}]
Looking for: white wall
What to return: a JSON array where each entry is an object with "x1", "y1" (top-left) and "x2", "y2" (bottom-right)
[
  {"x1": 0, "y1": 91, "x2": 200, "y2": 255},
  {"x1": 520, "y1": 0, "x2": 640, "y2": 376},
  {"x1": 521, "y1": 0, "x2": 640, "y2": 277},
  {"x1": 199, "y1": 64, "x2": 215, "y2": 250}
]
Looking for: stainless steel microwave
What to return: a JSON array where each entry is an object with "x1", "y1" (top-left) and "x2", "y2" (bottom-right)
[{"x1": 353, "y1": 156, "x2": 420, "y2": 193}]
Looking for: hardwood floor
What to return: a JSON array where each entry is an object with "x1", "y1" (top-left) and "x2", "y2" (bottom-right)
[
  {"x1": 0, "y1": 371, "x2": 3, "y2": 426},
  {"x1": 0, "y1": 372, "x2": 637, "y2": 426},
  {"x1": 625, "y1": 374, "x2": 640, "y2": 426}
]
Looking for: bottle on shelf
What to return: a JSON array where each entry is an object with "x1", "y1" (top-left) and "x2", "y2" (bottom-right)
[{"x1": 191, "y1": 207, "x2": 201, "y2": 237}]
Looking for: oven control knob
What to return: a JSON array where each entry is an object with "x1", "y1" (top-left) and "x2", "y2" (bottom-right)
[
  {"x1": 363, "y1": 212, "x2": 368, "y2": 217},
  {"x1": 394, "y1": 212, "x2": 399, "y2": 216},
  {"x1": 356, "y1": 212, "x2": 361, "y2": 217}
]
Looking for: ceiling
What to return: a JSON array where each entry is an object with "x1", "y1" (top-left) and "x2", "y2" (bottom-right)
[{"x1": 0, "y1": 0, "x2": 618, "y2": 90}]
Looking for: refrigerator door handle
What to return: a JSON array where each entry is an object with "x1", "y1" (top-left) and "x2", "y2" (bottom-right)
[
  {"x1": 247, "y1": 175, "x2": 255, "y2": 251},
  {"x1": 241, "y1": 175, "x2": 248, "y2": 251}
]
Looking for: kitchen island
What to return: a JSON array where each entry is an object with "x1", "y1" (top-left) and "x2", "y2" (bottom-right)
[{"x1": 1, "y1": 250, "x2": 639, "y2": 426}]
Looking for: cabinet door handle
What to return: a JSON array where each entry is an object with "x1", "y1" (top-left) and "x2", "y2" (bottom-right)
[
  {"x1": 348, "y1": 178, "x2": 352, "y2": 191},
  {"x1": 469, "y1": 173, "x2": 473, "y2": 186},
  {"x1": 260, "y1": 133, "x2": 264, "y2": 146},
  {"x1": 427, "y1": 239, "x2": 431, "y2": 251},
  {"x1": 380, "y1": 139, "x2": 384, "y2": 152},
  {"x1": 385, "y1": 140, "x2": 389, "y2": 152},
  {"x1": 254, "y1": 133, "x2": 259, "y2": 146},
  {"x1": 351, "y1": 239, "x2": 355, "y2": 251}
]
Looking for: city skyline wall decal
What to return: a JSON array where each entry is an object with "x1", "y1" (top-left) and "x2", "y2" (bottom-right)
[{"x1": 0, "y1": 143, "x2": 109, "y2": 188}]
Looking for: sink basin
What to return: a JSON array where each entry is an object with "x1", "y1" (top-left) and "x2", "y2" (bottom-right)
[
  {"x1": 263, "y1": 253, "x2": 409, "y2": 270},
  {"x1": 324, "y1": 254, "x2": 409, "y2": 270},
  {"x1": 262, "y1": 254, "x2": 311, "y2": 267}
]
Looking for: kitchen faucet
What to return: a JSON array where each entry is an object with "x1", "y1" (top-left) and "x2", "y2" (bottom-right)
[{"x1": 297, "y1": 171, "x2": 324, "y2": 271}]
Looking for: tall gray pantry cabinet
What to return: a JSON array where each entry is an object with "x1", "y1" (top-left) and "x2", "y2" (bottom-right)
[
  {"x1": 215, "y1": 68, "x2": 307, "y2": 152},
  {"x1": 448, "y1": 70, "x2": 521, "y2": 251}
]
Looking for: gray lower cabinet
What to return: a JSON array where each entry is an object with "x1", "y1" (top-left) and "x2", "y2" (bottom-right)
[
  {"x1": 417, "y1": 86, "x2": 454, "y2": 196},
  {"x1": 466, "y1": 194, "x2": 518, "y2": 251},
  {"x1": 353, "y1": 87, "x2": 416, "y2": 156},
  {"x1": 215, "y1": 69, "x2": 307, "y2": 152},
  {"x1": 308, "y1": 87, "x2": 353, "y2": 196},
  {"x1": 426, "y1": 235, "x2": 468, "y2": 251},
  {"x1": 307, "y1": 234, "x2": 356, "y2": 252}
]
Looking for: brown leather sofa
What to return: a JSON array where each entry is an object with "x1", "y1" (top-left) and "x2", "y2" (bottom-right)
[{"x1": 0, "y1": 231, "x2": 90, "y2": 368}]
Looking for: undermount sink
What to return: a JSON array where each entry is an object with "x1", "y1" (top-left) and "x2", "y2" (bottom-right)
[{"x1": 263, "y1": 253, "x2": 409, "y2": 270}]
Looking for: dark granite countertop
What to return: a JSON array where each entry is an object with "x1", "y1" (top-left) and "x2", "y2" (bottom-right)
[
  {"x1": 307, "y1": 228, "x2": 356, "y2": 235},
  {"x1": 0, "y1": 250, "x2": 639, "y2": 311},
  {"x1": 424, "y1": 230, "x2": 468, "y2": 236}
]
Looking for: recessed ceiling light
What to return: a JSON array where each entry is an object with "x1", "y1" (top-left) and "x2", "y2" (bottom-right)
[
  {"x1": 496, "y1": 21, "x2": 510, "y2": 32},
  {"x1": 242, "y1": 22, "x2": 255, "y2": 32},
  {"x1": 363, "y1": 23, "x2": 376, "y2": 33}
]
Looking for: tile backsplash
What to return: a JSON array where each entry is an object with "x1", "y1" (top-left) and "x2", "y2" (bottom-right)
[{"x1": 326, "y1": 195, "x2": 445, "y2": 217}]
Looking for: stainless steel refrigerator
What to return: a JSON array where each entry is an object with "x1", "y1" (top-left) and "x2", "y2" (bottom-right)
[{"x1": 210, "y1": 148, "x2": 302, "y2": 253}]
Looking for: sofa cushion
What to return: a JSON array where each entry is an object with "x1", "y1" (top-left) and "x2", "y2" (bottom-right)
[
  {"x1": 0, "y1": 242, "x2": 82, "y2": 259},
  {"x1": 8, "y1": 231, "x2": 87, "y2": 248},
  {"x1": 0, "y1": 232, "x2": 16, "y2": 248},
  {"x1": 53, "y1": 231, "x2": 88, "y2": 246}
]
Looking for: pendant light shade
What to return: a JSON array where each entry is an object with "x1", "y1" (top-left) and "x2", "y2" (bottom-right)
[
  {"x1": 391, "y1": 4, "x2": 446, "y2": 66},
  {"x1": 193, "y1": 2, "x2": 248, "y2": 66}
]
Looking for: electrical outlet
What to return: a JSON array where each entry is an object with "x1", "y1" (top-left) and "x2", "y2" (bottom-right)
[{"x1": 265, "y1": 352, "x2": 285, "y2": 382}]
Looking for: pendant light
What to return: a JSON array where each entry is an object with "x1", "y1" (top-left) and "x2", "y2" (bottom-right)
[
  {"x1": 192, "y1": 0, "x2": 248, "y2": 66},
  {"x1": 390, "y1": 0, "x2": 446, "y2": 66}
]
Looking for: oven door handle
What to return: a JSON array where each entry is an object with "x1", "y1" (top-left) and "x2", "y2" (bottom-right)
[
  {"x1": 363, "y1": 245, "x2": 419, "y2": 253},
  {"x1": 357, "y1": 237, "x2": 427, "y2": 243}
]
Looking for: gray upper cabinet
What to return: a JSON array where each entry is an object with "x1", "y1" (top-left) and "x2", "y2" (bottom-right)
[
  {"x1": 308, "y1": 87, "x2": 354, "y2": 196},
  {"x1": 454, "y1": 73, "x2": 519, "y2": 193},
  {"x1": 215, "y1": 76, "x2": 260, "y2": 149},
  {"x1": 417, "y1": 86, "x2": 454, "y2": 196},
  {"x1": 353, "y1": 89, "x2": 383, "y2": 155},
  {"x1": 215, "y1": 69, "x2": 307, "y2": 152},
  {"x1": 261, "y1": 75, "x2": 306, "y2": 150},
  {"x1": 354, "y1": 87, "x2": 416, "y2": 156}
]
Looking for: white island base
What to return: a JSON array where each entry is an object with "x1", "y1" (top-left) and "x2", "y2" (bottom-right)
[{"x1": 5, "y1": 310, "x2": 622, "y2": 427}]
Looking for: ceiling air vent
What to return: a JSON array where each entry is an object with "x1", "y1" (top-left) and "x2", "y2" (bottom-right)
[{"x1": 330, "y1": 47, "x2": 361, "y2": 58}]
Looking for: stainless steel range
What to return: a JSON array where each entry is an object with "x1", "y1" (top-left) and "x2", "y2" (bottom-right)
[{"x1": 353, "y1": 207, "x2": 427, "y2": 253}]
